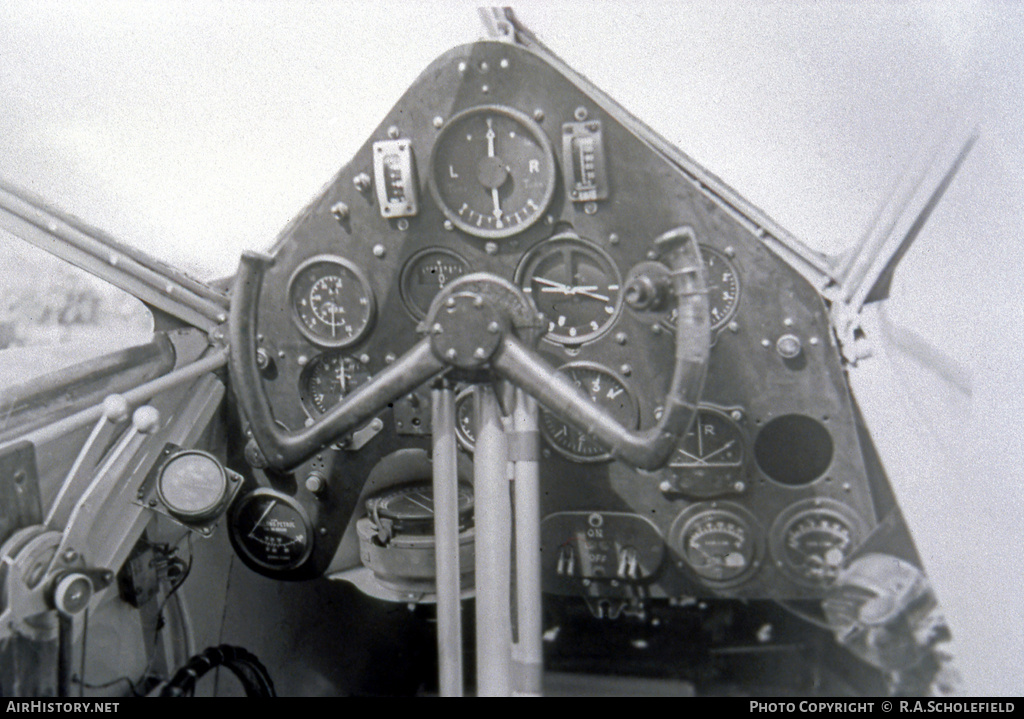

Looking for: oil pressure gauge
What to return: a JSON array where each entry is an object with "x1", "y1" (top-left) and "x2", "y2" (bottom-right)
[
  {"x1": 429, "y1": 105, "x2": 556, "y2": 239},
  {"x1": 289, "y1": 255, "x2": 375, "y2": 348}
]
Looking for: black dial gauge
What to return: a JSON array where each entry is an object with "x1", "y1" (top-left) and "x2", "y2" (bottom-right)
[
  {"x1": 670, "y1": 408, "x2": 744, "y2": 469},
  {"x1": 299, "y1": 352, "x2": 370, "y2": 417},
  {"x1": 289, "y1": 255, "x2": 375, "y2": 347},
  {"x1": 517, "y1": 235, "x2": 623, "y2": 345},
  {"x1": 366, "y1": 482, "x2": 474, "y2": 536},
  {"x1": 770, "y1": 500, "x2": 868, "y2": 589},
  {"x1": 670, "y1": 503, "x2": 762, "y2": 586},
  {"x1": 665, "y1": 245, "x2": 739, "y2": 332},
  {"x1": 429, "y1": 105, "x2": 556, "y2": 239},
  {"x1": 454, "y1": 388, "x2": 477, "y2": 452},
  {"x1": 539, "y1": 363, "x2": 639, "y2": 462},
  {"x1": 230, "y1": 489, "x2": 314, "y2": 571},
  {"x1": 399, "y1": 248, "x2": 470, "y2": 319}
]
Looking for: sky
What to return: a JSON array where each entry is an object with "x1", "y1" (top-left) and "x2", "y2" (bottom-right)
[{"x1": 0, "y1": 0, "x2": 1021, "y2": 695}]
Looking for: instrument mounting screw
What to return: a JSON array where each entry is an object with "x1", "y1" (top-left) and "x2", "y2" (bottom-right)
[
  {"x1": 446, "y1": 348, "x2": 458, "y2": 360},
  {"x1": 733, "y1": 481, "x2": 746, "y2": 492},
  {"x1": 330, "y1": 202, "x2": 349, "y2": 221},
  {"x1": 500, "y1": 58, "x2": 509, "y2": 69},
  {"x1": 731, "y1": 410, "x2": 743, "y2": 421},
  {"x1": 359, "y1": 354, "x2": 371, "y2": 364},
  {"x1": 574, "y1": 106, "x2": 588, "y2": 121},
  {"x1": 353, "y1": 173, "x2": 371, "y2": 193},
  {"x1": 584, "y1": 202, "x2": 597, "y2": 215},
  {"x1": 479, "y1": 61, "x2": 489, "y2": 72},
  {"x1": 431, "y1": 323, "x2": 444, "y2": 335},
  {"x1": 373, "y1": 244, "x2": 386, "y2": 258},
  {"x1": 724, "y1": 246, "x2": 736, "y2": 258},
  {"x1": 620, "y1": 364, "x2": 632, "y2": 376},
  {"x1": 385, "y1": 352, "x2": 396, "y2": 364},
  {"x1": 533, "y1": 109, "x2": 544, "y2": 122},
  {"x1": 387, "y1": 125, "x2": 400, "y2": 139},
  {"x1": 473, "y1": 347, "x2": 488, "y2": 360},
  {"x1": 397, "y1": 219, "x2": 409, "y2": 231},
  {"x1": 433, "y1": 116, "x2": 444, "y2": 128},
  {"x1": 728, "y1": 321, "x2": 740, "y2": 333},
  {"x1": 443, "y1": 220, "x2": 454, "y2": 231},
  {"x1": 615, "y1": 332, "x2": 627, "y2": 345},
  {"x1": 485, "y1": 242, "x2": 498, "y2": 255},
  {"x1": 608, "y1": 233, "x2": 619, "y2": 245},
  {"x1": 487, "y1": 321, "x2": 500, "y2": 334},
  {"x1": 63, "y1": 550, "x2": 78, "y2": 563}
]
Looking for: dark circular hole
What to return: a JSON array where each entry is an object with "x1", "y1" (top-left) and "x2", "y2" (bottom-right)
[{"x1": 754, "y1": 414, "x2": 833, "y2": 486}]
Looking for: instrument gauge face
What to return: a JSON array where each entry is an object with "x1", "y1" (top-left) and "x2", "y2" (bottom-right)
[
  {"x1": 230, "y1": 489, "x2": 313, "y2": 572},
  {"x1": 399, "y1": 248, "x2": 470, "y2": 319},
  {"x1": 288, "y1": 256, "x2": 375, "y2": 347},
  {"x1": 454, "y1": 388, "x2": 477, "y2": 452},
  {"x1": 367, "y1": 482, "x2": 474, "y2": 536},
  {"x1": 299, "y1": 352, "x2": 370, "y2": 417},
  {"x1": 429, "y1": 105, "x2": 556, "y2": 239},
  {"x1": 517, "y1": 236, "x2": 623, "y2": 345},
  {"x1": 770, "y1": 500, "x2": 868, "y2": 589},
  {"x1": 665, "y1": 245, "x2": 739, "y2": 332},
  {"x1": 670, "y1": 503, "x2": 762, "y2": 586},
  {"x1": 539, "y1": 363, "x2": 638, "y2": 462},
  {"x1": 671, "y1": 408, "x2": 744, "y2": 468}
]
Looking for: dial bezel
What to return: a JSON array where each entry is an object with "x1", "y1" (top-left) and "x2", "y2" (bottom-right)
[
  {"x1": 428, "y1": 104, "x2": 557, "y2": 239},
  {"x1": 663, "y1": 244, "x2": 740, "y2": 333},
  {"x1": 287, "y1": 254, "x2": 376, "y2": 348},
  {"x1": 538, "y1": 361, "x2": 639, "y2": 463},
  {"x1": 399, "y1": 247, "x2": 471, "y2": 320},
  {"x1": 230, "y1": 488, "x2": 314, "y2": 572},
  {"x1": 768, "y1": 499, "x2": 869, "y2": 589},
  {"x1": 669, "y1": 501, "x2": 764, "y2": 588},
  {"x1": 515, "y1": 235, "x2": 624, "y2": 346}
]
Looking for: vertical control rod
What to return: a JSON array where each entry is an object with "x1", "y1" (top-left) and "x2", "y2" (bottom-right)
[
  {"x1": 431, "y1": 384, "x2": 463, "y2": 697},
  {"x1": 512, "y1": 389, "x2": 543, "y2": 696},
  {"x1": 473, "y1": 386, "x2": 512, "y2": 696}
]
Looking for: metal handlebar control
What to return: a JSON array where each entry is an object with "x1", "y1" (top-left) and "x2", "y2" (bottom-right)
[{"x1": 229, "y1": 227, "x2": 709, "y2": 472}]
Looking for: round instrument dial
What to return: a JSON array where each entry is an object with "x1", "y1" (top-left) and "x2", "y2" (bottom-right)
[
  {"x1": 299, "y1": 352, "x2": 370, "y2": 417},
  {"x1": 539, "y1": 363, "x2": 639, "y2": 462},
  {"x1": 671, "y1": 503, "x2": 762, "y2": 586},
  {"x1": 230, "y1": 489, "x2": 314, "y2": 572},
  {"x1": 670, "y1": 408, "x2": 744, "y2": 469},
  {"x1": 429, "y1": 105, "x2": 556, "y2": 239},
  {"x1": 770, "y1": 500, "x2": 868, "y2": 589},
  {"x1": 665, "y1": 245, "x2": 739, "y2": 332},
  {"x1": 366, "y1": 482, "x2": 474, "y2": 536},
  {"x1": 399, "y1": 248, "x2": 470, "y2": 319},
  {"x1": 517, "y1": 236, "x2": 623, "y2": 345},
  {"x1": 156, "y1": 450, "x2": 229, "y2": 523},
  {"x1": 454, "y1": 388, "x2": 477, "y2": 452},
  {"x1": 289, "y1": 256, "x2": 375, "y2": 347}
]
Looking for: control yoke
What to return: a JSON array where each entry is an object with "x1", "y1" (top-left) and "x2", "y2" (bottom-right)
[{"x1": 229, "y1": 227, "x2": 710, "y2": 472}]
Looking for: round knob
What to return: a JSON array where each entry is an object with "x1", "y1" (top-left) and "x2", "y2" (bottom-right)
[
  {"x1": 776, "y1": 334, "x2": 802, "y2": 359},
  {"x1": 54, "y1": 573, "x2": 93, "y2": 616}
]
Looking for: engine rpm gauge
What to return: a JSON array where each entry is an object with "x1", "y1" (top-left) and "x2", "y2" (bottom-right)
[
  {"x1": 429, "y1": 105, "x2": 556, "y2": 239},
  {"x1": 230, "y1": 489, "x2": 314, "y2": 572},
  {"x1": 516, "y1": 235, "x2": 623, "y2": 345},
  {"x1": 399, "y1": 248, "x2": 469, "y2": 319},
  {"x1": 289, "y1": 255, "x2": 375, "y2": 347},
  {"x1": 299, "y1": 352, "x2": 371, "y2": 416},
  {"x1": 664, "y1": 245, "x2": 739, "y2": 332},
  {"x1": 670, "y1": 503, "x2": 762, "y2": 587},
  {"x1": 539, "y1": 363, "x2": 638, "y2": 462},
  {"x1": 770, "y1": 499, "x2": 868, "y2": 589}
]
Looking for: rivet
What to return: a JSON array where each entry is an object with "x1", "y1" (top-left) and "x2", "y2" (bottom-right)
[
  {"x1": 724, "y1": 246, "x2": 736, "y2": 258},
  {"x1": 809, "y1": 336, "x2": 819, "y2": 346},
  {"x1": 485, "y1": 242, "x2": 498, "y2": 255},
  {"x1": 397, "y1": 218, "x2": 409, "y2": 231},
  {"x1": 387, "y1": 125, "x2": 400, "y2": 139},
  {"x1": 473, "y1": 347, "x2": 488, "y2": 360},
  {"x1": 297, "y1": 355, "x2": 308, "y2": 367},
  {"x1": 646, "y1": 250, "x2": 659, "y2": 260},
  {"x1": 584, "y1": 202, "x2": 597, "y2": 215},
  {"x1": 433, "y1": 116, "x2": 444, "y2": 128},
  {"x1": 614, "y1": 332, "x2": 627, "y2": 345},
  {"x1": 487, "y1": 321, "x2": 500, "y2": 334},
  {"x1": 443, "y1": 220, "x2": 454, "y2": 231},
  {"x1": 728, "y1": 321, "x2": 740, "y2": 333},
  {"x1": 653, "y1": 406, "x2": 664, "y2": 420},
  {"x1": 608, "y1": 233, "x2": 619, "y2": 245},
  {"x1": 446, "y1": 348, "x2": 458, "y2": 360},
  {"x1": 458, "y1": 61, "x2": 467, "y2": 73},
  {"x1": 359, "y1": 354, "x2": 370, "y2": 364},
  {"x1": 330, "y1": 201, "x2": 349, "y2": 221},
  {"x1": 431, "y1": 323, "x2": 444, "y2": 335},
  {"x1": 278, "y1": 350, "x2": 286, "y2": 359},
  {"x1": 499, "y1": 58, "x2": 509, "y2": 69},
  {"x1": 373, "y1": 244, "x2": 386, "y2": 258},
  {"x1": 733, "y1": 481, "x2": 746, "y2": 492},
  {"x1": 731, "y1": 410, "x2": 742, "y2": 421},
  {"x1": 761, "y1": 339, "x2": 771, "y2": 348},
  {"x1": 659, "y1": 480, "x2": 673, "y2": 493},
  {"x1": 620, "y1": 364, "x2": 632, "y2": 376},
  {"x1": 533, "y1": 109, "x2": 544, "y2": 122},
  {"x1": 574, "y1": 106, "x2": 588, "y2": 121},
  {"x1": 481, "y1": 84, "x2": 489, "y2": 94},
  {"x1": 446, "y1": 297, "x2": 457, "y2": 308},
  {"x1": 651, "y1": 324, "x2": 662, "y2": 335},
  {"x1": 783, "y1": 317, "x2": 794, "y2": 327},
  {"x1": 385, "y1": 352, "x2": 396, "y2": 364},
  {"x1": 353, "y1": 172, "x2": 371, "y2": 193}
]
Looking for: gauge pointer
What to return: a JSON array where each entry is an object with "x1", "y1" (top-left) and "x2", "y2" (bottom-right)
[{"x1": 248, "y1": 500, "x2": 277, "y2": 539}]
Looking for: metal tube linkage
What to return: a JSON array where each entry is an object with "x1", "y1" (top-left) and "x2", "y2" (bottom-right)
[
  {"x1": 431, "y1": 384, "x2": 463, "y2": 697},
  {"x1": 511, "y1": 389, "x2": 542, "y2": 696},
  {"x1": 473, "y1": 386, "x2": 512, "y2": 696}
]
